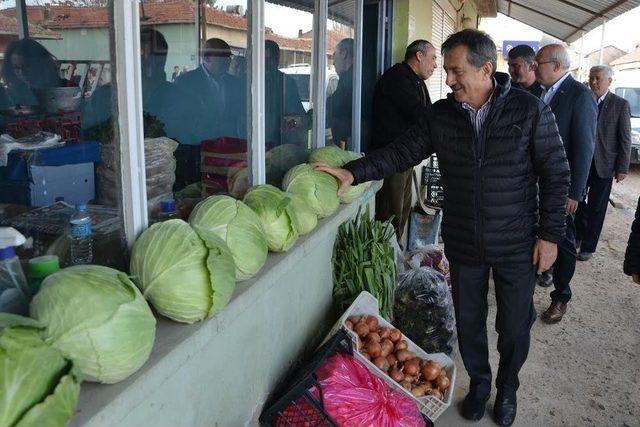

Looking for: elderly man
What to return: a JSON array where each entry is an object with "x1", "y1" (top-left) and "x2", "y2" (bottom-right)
[
  {"x1": 315, "y1": 29, "x2": 569, "y2": 426},
  {"x1": 371, "y1": 39, "x2": 437, "y2": 241},
  {"x1": 575, "y1": 65, "x2": 632, "y2": 261},
  {"x1": 535, "y1": 44, "x2": 597, "y2": 323},
  {"x1": 507, "y1": 44, "x2": 542, "y2": 97}
]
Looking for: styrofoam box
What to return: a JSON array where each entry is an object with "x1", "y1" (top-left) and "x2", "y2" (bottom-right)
[
  {"x1": 326, "y1": 291, "x2": 457, "y2": 422},
  {"x1": 30, "y1": 162, "x2": 95, "y2": 207}
]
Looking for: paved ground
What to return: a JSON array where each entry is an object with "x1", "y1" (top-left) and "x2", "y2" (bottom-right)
[{"x1": 438, "y1": 164, "x2": 640, "y2": 427}]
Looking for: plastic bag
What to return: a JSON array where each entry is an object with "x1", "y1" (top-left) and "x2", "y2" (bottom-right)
[
  {"x1": 316, "y1": 353, "x2": 425, "y2": 427},
  {"x1": 404, "y1": 244, "x2": 451, "y2": 285},
  {"x1": 394, "y1": 267, "x2": 456, "y2": 355}
]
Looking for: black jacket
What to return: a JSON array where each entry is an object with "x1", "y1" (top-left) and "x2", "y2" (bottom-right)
[
  {"x1": 345, "y1": 73, "x2": 570, "y2": 265},
  {"x1": 369, "y1": 62, "x2": 431, "y2": 152},
  {"x1": 517, "y1": 81, "x2": 543, "y2": 98},
  {"x1": 545, "y1": 74, "x2": 597, "y2": 201},
  {"x1": 624, "y1": 196, "x2": 640, "y2": 276},
  {"x1": 329, "y1": 66, "x2": 353, "y2": 144}
]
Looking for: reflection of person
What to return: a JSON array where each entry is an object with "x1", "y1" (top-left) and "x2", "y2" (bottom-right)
[
  {"x1": 506, "y1": 45, "x2": 542, "y2": 97},
  {"x1": 1, "y1": 39, "x2": 62, "y2": 107},
  {"x1": 575, "y1": 65, "x2": 632, "y2": 261},
  {"x1": 173, "y1": 38, "x2": 246, "y2": 188},
  {"x1": 229, "y1": 55, "x2": 246, "y2": 78},
  {"x1": 171, "y1": 66, "x2": 181, "y2": 82},
  {"x1": 265, "y1": 40, "x2": 305, "y2": 145},
  {"x1": 315, "y1": 30, "x2": 569, "y2": 426},
  {"x1": 624, "y1": 196, "x2": 640, "y2": 285},
  {"x1": 329, "y1": 38, "x2": 354, "y2": 146},
  {"x1": 534, "y1": 44, "x2": 597, "y2": 323},
  {"x1": 371, "y1": 40, "x2": 437, "y2": 242}
]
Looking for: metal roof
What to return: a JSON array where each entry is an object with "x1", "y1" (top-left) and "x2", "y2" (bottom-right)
[{"x1": 497, "y1": 0, "x2": 640, "y2": 42}]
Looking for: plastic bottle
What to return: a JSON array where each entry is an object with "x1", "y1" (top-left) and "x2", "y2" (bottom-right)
[
  {"x1": 0, "y1": 227, "x2": 31, "y2": 315},
  {"x1": 157, "y1": 200, "x2": 178, "y2": 222},
  {"x1": 69, "y1": 204, "x2": 93, "y2": 265}
]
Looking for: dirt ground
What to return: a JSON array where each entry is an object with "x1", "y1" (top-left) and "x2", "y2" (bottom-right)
[{"x1": 438, "y1": 164, "x2": 640, "y2": 427}]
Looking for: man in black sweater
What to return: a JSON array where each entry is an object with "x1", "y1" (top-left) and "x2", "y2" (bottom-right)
[
  {"x1": 371, "y1": 40, "x2": 437, "y2": 241},
  {"x1": 315, "y1": 29, "x2": 569, "y2": 426},
  {"x1": 624, "y1": 197, "x2": 640, "y2": 284}
]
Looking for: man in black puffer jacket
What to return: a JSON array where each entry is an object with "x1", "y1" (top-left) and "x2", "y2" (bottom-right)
[
  {"x1": 315, "y1": 30, "x2": 570, "y2": 427},
  {"x1": 624, "y1": 196, "x2": 640, "y2": 285}
]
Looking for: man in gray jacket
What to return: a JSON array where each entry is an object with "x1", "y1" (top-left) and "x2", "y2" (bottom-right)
[{"x1": 576, "y1": 65, "x2": 632, "y2": 261}]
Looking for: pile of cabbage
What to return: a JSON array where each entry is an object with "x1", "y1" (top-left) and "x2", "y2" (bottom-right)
[{"x1": 307, "y1": 146, "x2": 371, "y2": 203}]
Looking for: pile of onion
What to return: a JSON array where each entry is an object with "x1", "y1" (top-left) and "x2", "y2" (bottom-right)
[{"x1": 345, "y1": 315, "x2": 451, "y2": 401}]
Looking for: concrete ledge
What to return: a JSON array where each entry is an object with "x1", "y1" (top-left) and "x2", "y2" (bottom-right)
[{"x1": 71, "y1": 182, "x2": 381, "y2": 427}]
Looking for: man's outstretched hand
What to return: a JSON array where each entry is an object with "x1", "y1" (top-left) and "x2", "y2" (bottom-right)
[{"x1": 312, "y1": 163, "x2": 354, "y2": 196}]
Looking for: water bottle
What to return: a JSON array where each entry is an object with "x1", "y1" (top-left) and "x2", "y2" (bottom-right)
[
  {"x1": 69, "y1": 204, "x2": 93, "y2": 265},
  {"x1": 0, "y1": 227, "x2": 31, "y2": 315},
  {"x1": 157, "y1": 200, "x2": 178, "y2": 222}
]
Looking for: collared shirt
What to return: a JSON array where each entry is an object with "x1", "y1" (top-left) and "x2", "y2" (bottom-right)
[
  {"x1": 597, "y1": 90, "x2": 609, "y2": 105},
  {"x1": 462, "y1": 93, "x2": 493, "y2": 137},
  {"x1": 541, "y1": 72, "x2": 570, "y2": 105}
]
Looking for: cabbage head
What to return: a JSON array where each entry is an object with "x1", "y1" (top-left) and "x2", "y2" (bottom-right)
[
  {"x1": 29, "y1": 265, "x2": 156, "y2": 384},
  {"x1": 289, "y1": 193, "x2": 318, "y2": 235},
  {"x1": 0, "y1": 320, "x2": 81, "y2": 427},
  {"x1": 308, "y1": 146, "x2": 370, "y2": 203},
  {"x1": 131, "y1": 219, "x2": 236, "y2": 324},
  {"x1": 266, "y1": 144, "x2": 310, "y2": 186},
  {"x1": 189, "y1": 195, "x2": 268, "y2": 281},
  {"x1": 243, "y1": 185, "x2": 299, "y2": 252},
  {"x1": 282, "y1": 164, "x2": 340, "y2": 217}
]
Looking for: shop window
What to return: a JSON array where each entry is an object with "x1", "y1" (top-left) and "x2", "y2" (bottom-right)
[
  {"x1": 264, "y1": 1, "x2": 315, "y2": 189},
  {"x1": 0, "y1": 3, "x2": 127, "y2": 270},
  {"x1": 327, "y1": 1, "x2": 355, "y2": 150}
]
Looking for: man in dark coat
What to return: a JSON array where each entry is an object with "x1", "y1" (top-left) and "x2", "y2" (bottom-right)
[
  {"x1": 371, "y1": 39, "x2": 437, "y2": 241},
  {"x1": 535, "y1": 44, "x2": 597, "y2": 323},
  {"x1": 315, "y1": 29, "x2": 570, "y2": 426},
  {"x1": 624, "y1": 196, "x2": 640, "y2": 285},
  {"x1": 506, "y1": 44, "x2": 543, "y2": 97},
  {"x1": 328, "y1": 38, "x2": 354, "y2": 146},
  {"x1": 575, "y1": 65, "x2": 632, "y2": 261}
]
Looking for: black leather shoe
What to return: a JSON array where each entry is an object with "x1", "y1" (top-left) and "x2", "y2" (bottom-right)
[
  {"x1": 536, "y1": 271, "x2": 553, "y2": 287},
  {"x1": 493, "y1": 391, "x2": 517, "y2": 426},
  {"x1": 461, "y1": 390, "x2": 490, "y2": 421}
]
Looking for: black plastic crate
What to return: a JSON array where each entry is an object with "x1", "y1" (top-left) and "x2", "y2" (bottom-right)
[
  {"x1": 259, "y1": 330, "x2": 353, "y2": 427},
  {"x1": 422, "y1": 156, "x2": 444, "y2": 207}
]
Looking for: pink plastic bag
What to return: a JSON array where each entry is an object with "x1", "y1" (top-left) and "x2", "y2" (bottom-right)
[{"x1": 316, "y1": 353, "x2": 425, "y2": 427}]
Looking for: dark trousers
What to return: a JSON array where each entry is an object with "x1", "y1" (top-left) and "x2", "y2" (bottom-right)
[
  {"x1": 550, "y1": 214, "x2": 576, "y2": 303},
  {"x1": 174, "y1": 144, "x2": 201, "y2": 190},
  {"x1": 575, "y1": 167, "x2": 613, "y2": 253},
  {"x1": 451, "y1": 262, "x2": 536, "y2": 396},
  {"x1": 375, "y1": 169, "x2": 413, "y2": 243}
]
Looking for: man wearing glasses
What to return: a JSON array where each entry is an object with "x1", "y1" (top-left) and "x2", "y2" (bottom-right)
[{"x1": 535, "y1": 44, "x2": 597, "y2": 323}]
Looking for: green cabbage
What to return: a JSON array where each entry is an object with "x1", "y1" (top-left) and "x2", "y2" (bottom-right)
[
  {"x1": 243, "y1": 185, "x2": 299, "y2": 252},
  {"x1": 267, "y1": 144, "x2": 310, "y2": 186},
  {"x1": 189, "y1": 195, "x2": 268, "y2": 281},
  {"x1": 282, "y1": 164, "x2": 340, "y2": 217},
  {"x1": 308, "y1": 146, "x2": 370, "y2": 203},
  {"x1": 289, "y1": 193, "x2": 318, "y2": 235},
  {"x1": 29, "y1": 265, "x2": 156, "y2": 384},
  {"x1": 131, "y1": 219, "x2": 236, "y2": 324},
  {"x1": 0, "y1": 321, "x2": 81, "y2": 427}
]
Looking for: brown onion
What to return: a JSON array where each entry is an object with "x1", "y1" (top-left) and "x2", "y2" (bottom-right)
[
  {"x1": 429, "y1": 389, "x2": 444, "y2": 401},
  {"x1": 411, "y1": 385, "x2": 426, "y2": 397},
  {"x1": 380, "y1": 339, "x2": 394, "y2": 357},
  {"x1": 394, "y1": 340, "x2": 408, "y2": 351},
  {"x1": 421, "y1": 361, "x2": 442, "y2": 381},
  {"x1": 344, "y1": 319, "x2": 353, "y2": 330},
  {"x1": 354, "y1": 322, "x2": 370, "y2": 338},
  {"x1": 360, "y1": 352, "x2": 371, "y2": 361},
  {"x1": 435, "y1": 374, "x2": 450, "y2": 391},
  {"x1": 386, "y1": 353, "x2": 397, "y2": 366},
  {"x1": 357, "y1": 339, "x2": 364, "y2": 350},
  {"x1": 373, "y1": 356, "x2": 390, "y2": 372},
  {"x1": 367, "y1": 342, "x2": 382, "y2": 358},
  {"x1": 389, "y1": 366, "x2": 405, "y2": 383},
  {"x1": 402, "y1": 360, "x2": 420, "y2": 376},
  {"x1": 366, "y1": 332, "x2": 381, "y2": 343},
  {"x1": 403, "y1": 374, "x2": 418, "y2": 384},
  {"x1": 395, "y1": 349, "x2": 412, "y2": 362},
  {"x1": 378, "y1": 328, "x2": 390, "y2": 339},
  {"x1": 365, "y1": 316, "x2": 379, "y2": 332},
  {"x1": 389, "y1": 328, "x2": 402, "y2": 342},
  {"x1": 399, "y1": 381, "x2": 413, "y2": 390}
]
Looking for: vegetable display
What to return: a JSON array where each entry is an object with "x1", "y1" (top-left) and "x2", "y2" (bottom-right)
[
  {"x1": 189, "y1": 195, "x2": 268, "y2": 281},
  {"x1": 0, "y1": 322, "x2": 81, "y2": 427},
  {"x1": 288, "y1": 193, "x2": 318, "y2": 235},
  {"x1": 243, "y1": 184, "x2": 300, "y2": 252},
  {"x1": 29, "y1": 265, "x2": 156, "y2": 384},
  {"x1": 308, "y1": 146, "x2": 370, "y2": 203},
  {"x1": 333, "y1": 207, "x2": 396, "y2": 320},
  {"x1": 346, "y1": 315, "x2": 451, "y2": 401},
  {"x1": 282, "y1": 164, "x2": 340, "y2": 218},
  {"x1": 130, "y1": 219, "x2": 236, "y2": 324}
]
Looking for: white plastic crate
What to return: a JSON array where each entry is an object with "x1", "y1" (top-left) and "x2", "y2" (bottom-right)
[{"x1": 328, "y1": 291, "x2": 457, "y2": 422}]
